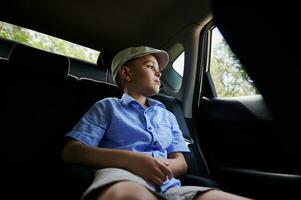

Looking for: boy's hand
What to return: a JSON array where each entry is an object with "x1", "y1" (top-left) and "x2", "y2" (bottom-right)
[
  {"x1": 154, "y1": 158, "x2": 169, "y2": 166},
  {"x1": 126, "y1": 153, "x2": 173, "y2": 186}
]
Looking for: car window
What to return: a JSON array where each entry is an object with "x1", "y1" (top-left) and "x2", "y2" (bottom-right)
[
  {"x1": 161, "y1": 43, "x2": 184, "y2": 92},
  {"x1": 209, "y1": 27, "x2": 258, "y2": 97},
  {"x1": 0, "y1": 21, "x2": 100, "y2": 63},
  {"x1": 172, "y1": 51, "x2": 184, "y2": 76}
]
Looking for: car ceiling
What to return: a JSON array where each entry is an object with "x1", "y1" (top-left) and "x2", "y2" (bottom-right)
[{"x1": 1, "y1": 0, "x2": 211, "y2": 53}]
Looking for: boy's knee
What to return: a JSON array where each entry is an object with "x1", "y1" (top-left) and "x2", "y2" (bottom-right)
[{"x1": 97, "y1": 181, "x2": 158, "y2": 200}]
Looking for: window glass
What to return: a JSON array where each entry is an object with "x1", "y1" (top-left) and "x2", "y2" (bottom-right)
[
  {"x1": 161, "y1": 43, "x2": 184, "y2": 92},
  {"x1": 0, "y1": 21, "x2": 100, "y2": 63},
  {"x1": 210, "y1": 27, "x2": 258, "y2": 97},
  {"x1": 172, "y1": 51, "x2": 184, "y2": 76}
]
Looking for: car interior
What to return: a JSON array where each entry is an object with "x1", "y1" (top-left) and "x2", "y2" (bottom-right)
[{"x1": 1, "y1": 0, "x2": 300, "y2": 199}]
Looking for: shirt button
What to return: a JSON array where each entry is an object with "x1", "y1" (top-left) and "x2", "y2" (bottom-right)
[
  {"x1": 148, "y1": 126, "x2": 152, "y2": 131},
  {"x1": 153, "y1": 141, "x2": 158, "y2": 145}
]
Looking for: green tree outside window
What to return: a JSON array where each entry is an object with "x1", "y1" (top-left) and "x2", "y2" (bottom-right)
[
  {"x1": 210, "y1": 27, "x2": 258, "y2": 97},
  {"x1": 0, "y1": 21, "x2": 99, "y2": 63}
]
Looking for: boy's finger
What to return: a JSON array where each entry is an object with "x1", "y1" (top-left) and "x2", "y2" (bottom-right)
[
  {"x1": 154, "y1": 169, "x2": 167, "y2": 182},
  {"x1": 158, "y1": 162, "x2": 173, "y2": 179},
  {"x1": 155, "y1": 158, "x2": 169, "y2": 166},
  {"x1": 152, "y1": 177, "x2": 164, "y2": 186}
]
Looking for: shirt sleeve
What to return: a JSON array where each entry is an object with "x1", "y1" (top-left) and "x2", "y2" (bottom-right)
[
  {"x1": 65, "y1": 100, "x2": 110, "y2": 147},
  {"x1": 167, "y1": 112, "x2": 190, "y2": 154}
]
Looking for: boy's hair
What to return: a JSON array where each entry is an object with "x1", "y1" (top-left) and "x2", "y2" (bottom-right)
[
  {"x1": 111, "y1": 46, "x2": 169, "y2": 88},
  {"x1": 114, "y1": 59, "x2": 135, "y2": 89},
  {"x1": 114, "y1": 74, "x2": 122, "y2": 89}
]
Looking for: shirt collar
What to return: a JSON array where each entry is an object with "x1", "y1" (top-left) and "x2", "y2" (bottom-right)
[{"x1": 121, "y1": 93, "x2": 166, "y2": 109}]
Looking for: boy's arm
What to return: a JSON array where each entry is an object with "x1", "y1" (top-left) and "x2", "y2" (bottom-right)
[
  {"x1": 158, "y1": 152, "x2": 188, "y2": 177},
  {"x1": 62, "y1": 139, "x2": 172, "y2": 186}
]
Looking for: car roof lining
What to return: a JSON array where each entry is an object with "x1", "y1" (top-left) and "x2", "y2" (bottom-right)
[{"x1": 0, "y1": 0, "x2": 211, "y2": 53}]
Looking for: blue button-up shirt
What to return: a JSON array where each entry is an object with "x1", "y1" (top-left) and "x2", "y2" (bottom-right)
[{"x1": 66, "y1": 93, "x2": 190, "y2": 193}]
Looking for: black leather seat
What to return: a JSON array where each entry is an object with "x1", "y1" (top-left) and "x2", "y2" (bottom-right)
[
  {"x1": 0, "y1": 37, "x2": 15, "y2": 59},
  {"x1": 2, "y1": 43, "x2": 79, "y2": 199}
]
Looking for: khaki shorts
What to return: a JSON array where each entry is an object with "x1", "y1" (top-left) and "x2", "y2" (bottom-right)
[{"x1": 82, "y1": 168, "x2": 213, "y2": 200}]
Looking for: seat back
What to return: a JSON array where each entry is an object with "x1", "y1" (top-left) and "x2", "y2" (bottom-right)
[
  {"x1": 0, "y1": 37, "x2": 15, "y2": 59},
  {"x1": 2, "y1": 43, "x2": 78, "y2": 199},
  {"x1": 0, "y1": 58, "x2": 9, "y2": 111},
  {"x1": 77, "y1": 78, "x2": 123, "y2": 117}
]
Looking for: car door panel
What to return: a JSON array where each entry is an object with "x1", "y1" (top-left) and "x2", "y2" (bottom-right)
[{"x1": 196, "y1": 95, "x2": 301, "y2": 198}]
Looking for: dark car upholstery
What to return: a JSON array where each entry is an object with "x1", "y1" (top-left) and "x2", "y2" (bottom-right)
[{"x1": 2, "y1": 43, "x2": 78, "y2": 199}]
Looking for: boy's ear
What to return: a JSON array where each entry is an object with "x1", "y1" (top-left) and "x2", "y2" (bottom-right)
[{"x1": 120, "y1": 65, "x2": 132, "y2": 82}]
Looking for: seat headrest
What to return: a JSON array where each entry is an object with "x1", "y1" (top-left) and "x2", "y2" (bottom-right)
[
  {"x1": 8, "y1": 44, "x2": 70, "y2": 79},
  {"x1": 96, "y1": 50, "x2": 115, "y2": 71}
]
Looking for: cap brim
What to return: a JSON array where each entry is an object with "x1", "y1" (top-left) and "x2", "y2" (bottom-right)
[
  {"x1": 153, "y1": 51, "x2": 169, "y2": 71},
  {"x1": 131, "y1": 50, "x2": 169, "y2": 71}
]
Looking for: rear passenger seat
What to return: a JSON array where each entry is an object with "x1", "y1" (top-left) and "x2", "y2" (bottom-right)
[
  {"x1": 2, "y1": 43, "x2": 79, "y2": 199},
  {"x1": 1, "y1": 43, "x2": 216, "y2": 200},
  {"x1": 77, "y1": 78, "x2": 122, "y2": 117}
]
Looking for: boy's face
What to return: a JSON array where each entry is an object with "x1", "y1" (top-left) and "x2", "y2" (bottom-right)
[{"x1": 123, "y1": 54, "x2": 161, "y2": 96}]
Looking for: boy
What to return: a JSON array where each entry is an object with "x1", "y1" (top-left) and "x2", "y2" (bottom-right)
[{"x1": 62, "y1": 46, "x2": 252, "y2": 200}]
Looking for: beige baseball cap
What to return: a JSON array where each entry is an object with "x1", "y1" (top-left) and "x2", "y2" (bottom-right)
[{"x1": 111, "y1": 46, "x2": 169, "y2": 84}]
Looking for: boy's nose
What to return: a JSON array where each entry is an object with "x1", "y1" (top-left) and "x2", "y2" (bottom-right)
[{"x1": 155, "y1": 71, "x2": 161, "y2": 77}]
